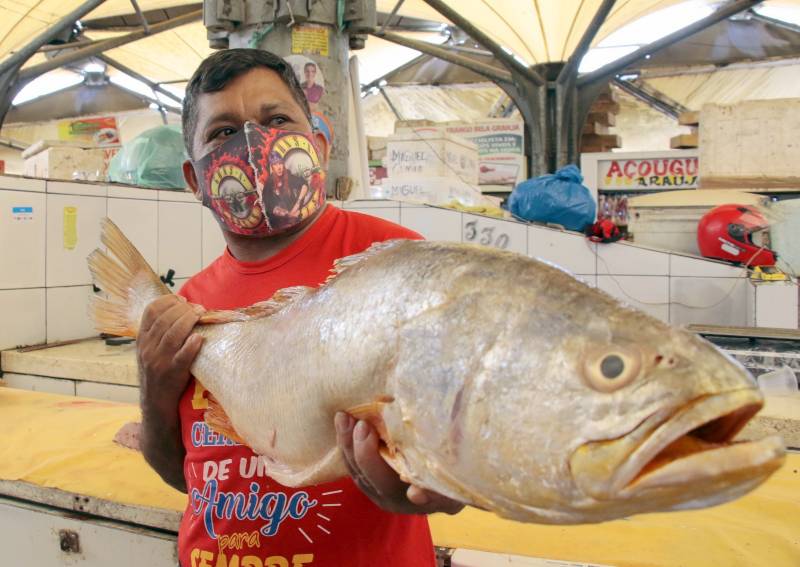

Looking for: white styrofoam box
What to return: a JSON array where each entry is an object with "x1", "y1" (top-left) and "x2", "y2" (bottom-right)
[
  {"x1": 399, "y1": 206, "x2": 461, "y2": 242},
  {"x1": 598, "y1": 275, "x2": 669, "y2": 322},
  {"x1": 46, "y1": 180, "x2": 106, "y2": 197},
  {"x1": 158, "y1": 188, "x2": 198, "y2": 202},
  {"x1": 0, "y1": 288, "x2": 45, "y2": 350},
  {"x1": 201, "y1": 206, "x2": 227, "y2": 268},
  {"x1": 376, "y1": 176, "x2": 487, "y2": 207},
  {"x1": 158, "y1": 201, "x2": 202, "y2": 279},
  {"x1": 596, "y1": 241, "x2": 669, "y2": 276},
  {"x1": 0, "y1": 373, "x2": 75, "y2": 396},
  {"x1": 0, "y1": 175, "x2": 45, "y2": 193},
  {"x1": 45, "y1": 193, "x2": 106, "y2": 287},
  {"x1": 46, "y1": 286, "x2": 98, "y2": 342},
  {"x1": 386, "y1": 130, "x2": 479, "y2": 183},
  {"x1": 341, "y1": 199, "x2": 400, "y2": 209},
  {"x1": 24, "y1": 146, "x2": 112, "y2": 182},
  {"x1": 755, "y1": 282, "x2": 799, "y2": 329},
  {"x1": 461, "y1": 213, "x2": 527, "y2": 255},
  {"x1": 75, "y1": 381, "x2": 139, "y2": 403},
  {"x1": 0, "y1": 189, "x2": 45, "y2": 289},
  {"x1": 107, "y1": 198, "x2": 158, "y2": 268},
  {"x1": 107, "y1": 185, "x2": 159, "y2": 200},
  {"x1": 701, "y1": 99, "x2": 800, "y2": 179},
  {"x1": 348, "y1": 207, "x2": 401, "y2": 224},
  {"x1": 669, "y1": 277, "x2": 750, "y2": 327},
  {"x1": 528, "y1": 225, "x2": 596, "y2": 275},
  {"x1": 669, "y1": 253, "x2": 747, "y2": 278}
]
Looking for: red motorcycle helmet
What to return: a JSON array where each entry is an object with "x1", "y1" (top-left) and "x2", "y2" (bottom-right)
[{"x1": 697, "y1": 204, "x2": 777, "y2": 266}]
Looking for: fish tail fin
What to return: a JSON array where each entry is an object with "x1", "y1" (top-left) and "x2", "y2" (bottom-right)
[{"x1": 88, "y1": 218, "x2": 171, "y2": 337}]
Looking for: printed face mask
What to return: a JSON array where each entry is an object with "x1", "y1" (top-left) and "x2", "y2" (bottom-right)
[{"x1": 193, "y1": 122, "x2": 326, "y2": 236}]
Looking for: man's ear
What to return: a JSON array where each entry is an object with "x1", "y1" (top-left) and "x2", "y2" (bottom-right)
[
  {"x1": 183, "y1": 160, "x2": 202, "y2": 202},
  {"x1": 313, "y1": 130, "x2": 330, "y2": 168}
]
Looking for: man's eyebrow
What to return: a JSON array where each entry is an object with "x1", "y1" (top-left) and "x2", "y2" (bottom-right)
[
  {"x1": 259, "y1": 102, "x2": 286, "y2": 116},
  {"x1": 200, "y1": 111, "x2": 241, "y2": 134}
]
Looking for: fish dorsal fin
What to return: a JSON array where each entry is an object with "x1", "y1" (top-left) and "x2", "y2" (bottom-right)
[
  {"x1": 204, "y1": 393, "x2": 247, "y2": 445},
  {"x1": 327, "y1": 239, "x2": 406, "y2": 283},
  {"x1": 198, "y1": 285, "x2": 311, "y2": 325}
]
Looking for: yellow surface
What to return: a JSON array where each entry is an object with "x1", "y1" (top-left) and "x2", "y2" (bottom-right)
[
  {"x1": 0, "y1": 387, "x2": 185, "y2": 512},
  {"x1": 2, "y1": 387, "x2": 799, "y2": 566}
]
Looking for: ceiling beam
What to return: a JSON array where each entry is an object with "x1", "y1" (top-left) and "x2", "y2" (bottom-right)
[
  {"x1": 18, "y1": 9, "x2": 203, "y2": 82},
  {"x1": 81, "y1": 3, "x2": 201, "y2": 30},
  {"x1": 373, "y1": 31, "x2": 512, "y2": 84},
  {"x1": 0, "y1": 0, "x2": 107, "y2": 77},
  {"x1": 129, "y1": 0, "x2": 151, "y2": 34},
  {"x1": 97, "y1": 54, "x2": 182, "y2": 105},
  {"x1": 747, "y1": 9, "x2": 800, "y2": 35},
  {"x1": 558, "y1": 0, "x2": 616, "y2": 84},
  {"x1": 420, "y1": 0, "x2": 544, "y2": 86},
  {"x1": 611, "y1": 78, "x2": 687, "y2": 119},
  {"x1": 578, "y1": 0, "x2": 764, "y2": 87}
]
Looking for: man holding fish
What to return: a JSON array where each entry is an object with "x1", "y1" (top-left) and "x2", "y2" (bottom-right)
[{"x1": 134, "y1": 49, "x2": 461, "y2": 567}]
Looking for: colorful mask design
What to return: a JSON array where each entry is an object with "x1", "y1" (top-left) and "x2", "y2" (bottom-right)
[{"x1": 193, "y1": 122, "x2": 326, "y2": 237}]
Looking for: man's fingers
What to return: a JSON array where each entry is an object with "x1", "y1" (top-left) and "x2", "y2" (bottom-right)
[
  {"x1": 139, "y1": 295, "x2": 181, "y2": 334},
  {"x1": 158, "y1": 309, "x2": 200, "y2": 353},
  {"x1": 335, "y1": 413, "x2": 379, "y2": 496},
  {"x1": 146, "y1": 302, "x2": 191, "y2": 348},
  {"x1": 352, "y1": 420, "x2": 406, "y2": 498},
  {"x1": 173, "y1": 333, "x2": 204, "y2": 369},
  {"x1": 407, "y1": 486, "x2": 464, "y2": 515}
]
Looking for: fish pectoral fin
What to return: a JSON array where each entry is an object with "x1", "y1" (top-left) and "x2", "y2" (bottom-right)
[
  {"x1": 204, "y1": 393, "x2": 247, "y2": 445},
  {"x1": 345, "y1": 395, "x2": 397, "y2": 456},
  {"x1": 197, "y1": 286, "x2": 312, "y2": 325}
]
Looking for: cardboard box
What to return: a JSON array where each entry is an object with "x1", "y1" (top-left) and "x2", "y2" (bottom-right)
[
  {"x1": 375, "y1": 176, "x2": 488, "y2": 206},
  {"x1": 22, "y1": 141, "x2": 119, "y2": 181},
  {"x1": 386, "y1": 130, "x2": 479, "y2": 184}
]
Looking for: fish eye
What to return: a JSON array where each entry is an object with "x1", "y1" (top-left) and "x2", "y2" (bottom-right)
[
  {"x1": 583, "y1": 347, "x2": 641, "y2": 392},
  {"x1": 600, "y1": 354, "x2": 625, "y2": 379}
]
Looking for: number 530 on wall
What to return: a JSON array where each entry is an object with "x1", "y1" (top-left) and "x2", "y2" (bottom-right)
[{"x1": 462, "y1": 215, "x2": 527, "y2": 254}]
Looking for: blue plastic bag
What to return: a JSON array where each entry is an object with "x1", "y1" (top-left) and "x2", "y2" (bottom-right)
[{"x1": 508, "y1": 165, "x2": 596, "y2": 232}]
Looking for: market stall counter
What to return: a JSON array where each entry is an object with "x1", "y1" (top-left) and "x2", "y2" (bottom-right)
[{"x1": 0, "y1": 387, "x2": 798, "y2": 566}]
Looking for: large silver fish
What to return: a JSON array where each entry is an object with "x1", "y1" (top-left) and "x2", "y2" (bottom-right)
[{"x1": 89, "y1": 218, "x2": 784, "y2": 524}]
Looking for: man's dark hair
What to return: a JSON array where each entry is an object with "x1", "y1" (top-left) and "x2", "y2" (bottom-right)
[{"x1": 182, "y1": 48, "x2": 312, "y2": 158}]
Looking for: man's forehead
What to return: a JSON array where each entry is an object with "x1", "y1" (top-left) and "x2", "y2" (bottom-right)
[{"x1": 196, "y1": 68, "x2": 295, "y2": 117}]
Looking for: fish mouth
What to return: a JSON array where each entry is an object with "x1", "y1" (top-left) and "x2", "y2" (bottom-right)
[{"x1": 571, "y1": 389, "x2": 786, "y2": 500}]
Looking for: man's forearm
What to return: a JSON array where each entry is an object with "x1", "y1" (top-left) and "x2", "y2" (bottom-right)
[{"x1": 141, "y1": 410, "x2": 187, "y2": 493}]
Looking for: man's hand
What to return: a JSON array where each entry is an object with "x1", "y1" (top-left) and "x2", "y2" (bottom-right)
[
  {"x1": 137, "y1": 295, "x2": 204, "y2": 492},
  {"x1": 335, "y1": 412, "x2": 465, "y2": 516},
  {"x1": 138, "y1": 295, "x2": 204, "y2": 413}
]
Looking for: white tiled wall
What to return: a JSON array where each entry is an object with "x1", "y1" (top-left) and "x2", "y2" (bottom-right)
[
  {"x1": 399, "y1": 206, "x2": 462, "y2": 241},
  {"x1": 107, "y1": 197, "x2": 158, "y2": 268},
  {"x1": 0, "y1": 288, "x2": 45, "y2": 350},
  {"x1": 46, "y1": 285, "x2": 98, "y2": 342},
  {"x1": 670, "y1": 277, "x2": 750, "y2": 327},
  {"x1": 598, "y1": 275, "x2": 670, "y2": 322},
  {"x1": 0, "y1": 189, "x2": 45, "y2": 289},
  {"x1": 1, "y1": 373, "x2": 76, "y2": 396},
  {"x1": 45, "y1": 193, "x2": 106, "y2": 286},
  {"x1": 0, "y1": 173, "x2": 793, "y2": 352},
  {"x1": 528, "y1": 225, "x2": 596, "y2": 275},
  {"x1": 597, "y1": 242, "x2": 670, "y2": 276},
  {"x1": 158, "y1": 201, "x2": 202, "y2": 279}
]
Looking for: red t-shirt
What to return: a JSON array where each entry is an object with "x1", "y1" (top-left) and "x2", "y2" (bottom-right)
[{"x1": 176, "y1": 205, "x2": 434, "y2": 567}]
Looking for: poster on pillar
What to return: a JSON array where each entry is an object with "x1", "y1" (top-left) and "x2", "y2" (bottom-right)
[{"x1": 286, "y1": 55, "x2": 326, "y2": 112}]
